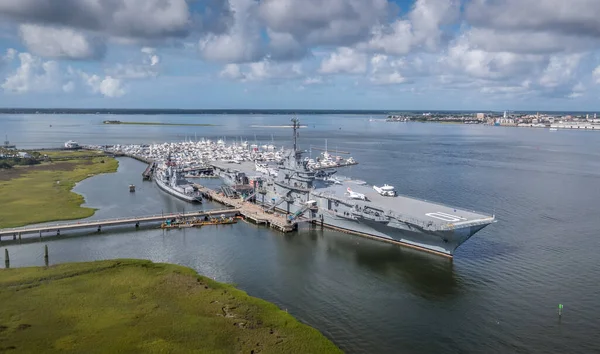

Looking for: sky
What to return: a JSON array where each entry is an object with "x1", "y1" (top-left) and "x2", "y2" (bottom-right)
[{"x1": 0, "y1": 0, "x2": 599, "y2": 111}]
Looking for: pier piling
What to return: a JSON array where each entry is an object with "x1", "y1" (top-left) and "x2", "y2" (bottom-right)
[
  {"x1": 97, "y1": 225, "x2": 101, "y2": 233},
  {"x1": 13, "y1": 233, "x2": 16, "y2": 241},
  {"x1": 4, "y1": 248, "x2": 9, "y2": 269},
  {"x1": 44, "y1": 245, "x2": 49, "y2": 266},
  {"x1": 18, "y1": 232, "x2": 21, "y2": 244}
]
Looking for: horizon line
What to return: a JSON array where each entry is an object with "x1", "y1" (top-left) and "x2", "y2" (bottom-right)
[{"x1": 0, "y1": 108, "x2": 597, "y2": 114}]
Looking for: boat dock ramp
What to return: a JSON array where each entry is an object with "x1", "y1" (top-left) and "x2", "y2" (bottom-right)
[{"x1": 0, "y1": 209, "x2": 238, "y2": 243}]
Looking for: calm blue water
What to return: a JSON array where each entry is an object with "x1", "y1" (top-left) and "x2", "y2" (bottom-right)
[{"x1": 1, "y1": 114, "x2": 600, "y2": 354}]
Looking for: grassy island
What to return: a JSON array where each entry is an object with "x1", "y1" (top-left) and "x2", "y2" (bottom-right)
[
  {"x1": 0, "y1": 259, "x2": 341, "y2": 353},
  {"x1": 0, "y1": 150, "x2": 118, "y2": 228},
  {"x1": 103, "y1": 120, "x2": 217, "y2": 127}
]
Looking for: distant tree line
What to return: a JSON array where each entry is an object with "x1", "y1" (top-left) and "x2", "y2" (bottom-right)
[{"x1": 0, "y1": 157, "x2": 41, "y2": 169}]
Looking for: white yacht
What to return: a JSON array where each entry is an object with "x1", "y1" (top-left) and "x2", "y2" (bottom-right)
[{"x1": 64, "y1": 140, "x2": 80, "y2": 149}]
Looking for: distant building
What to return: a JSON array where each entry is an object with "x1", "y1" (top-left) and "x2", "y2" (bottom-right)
[
  {"x1": 476, "y1": 113, "x2": 485, "y2": 119},
  {"x1": 17, "y1": 152, "x2": 31, "y2": 158}
]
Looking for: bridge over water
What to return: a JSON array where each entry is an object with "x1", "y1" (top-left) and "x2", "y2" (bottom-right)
[{"x1": 0, "y1": 209, "x2": 239, "y2": 241}]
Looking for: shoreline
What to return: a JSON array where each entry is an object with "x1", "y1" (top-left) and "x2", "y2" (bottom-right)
[
  {"x1": 103, "y1": 121, "x2": 218, "y2": 127},
  {"x1": 0, "y1": 152, "x2": 119, "y2": 228},
  {"x1": 0, "y1": 259, "x2": 341, "y2": 353}
]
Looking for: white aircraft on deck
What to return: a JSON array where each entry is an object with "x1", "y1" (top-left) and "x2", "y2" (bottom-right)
[{"x1": 346, "y1": 187, "x2": 367, "y2": 201}]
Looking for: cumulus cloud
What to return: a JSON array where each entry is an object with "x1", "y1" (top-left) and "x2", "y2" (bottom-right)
[
  {"x1": 19, "y1": 24, "x2": 106, "y2": 60},
  {"x1": 0, "y1": 0, "x2": 232, "y2": 42},
  {"x1": 1, "y1": 52, "x2": 64, "y2": 93},
  {"x1": 3, "y1": 0, "x2": 600, "y2": 105},
  {"x1": 260, "y1": 0, "x2": 393, "y2": 48},
  {"x1": 439, "y1": 35, "x2": 545, "y2": 81},
  {"x1": 303, "y1": 77, "x2": 323, "y2": 85},
  {"x1": 199, "y1": 0, "x2": 264, "y2": 63},
  {"x1": 319, "y1": 47, "x2": 367, "y2": 74},
  {"x1": 106, "y1": 48, "x2": 161, "y2": 79},
  {"x1": 2, "y1": 48, "x2": 17, "y2": 62},
  {"x1": 593, "y1": 66, "x2": 600, "y2": 84},
  {"x1": 466, "y1": 0, "x2": 600, "y2": 38},
  {"x1": 79, "y1": 71, "x2": 126, "y2": 98},
  {"x1": 369, "y1": 54, "x2": 407, "y2": 85},
  {"x1": 465, "y1": 28, "x2": 600, "y2": 55},
  {"x1": 220, "y1": 58, "x2": 303, "y2": 82},
  {"x1": 361, "y1": 0, "x2": 459, "y2": 55},
  {"x1": 538, "y1": 55, "x2": 584, "y2": 89}
]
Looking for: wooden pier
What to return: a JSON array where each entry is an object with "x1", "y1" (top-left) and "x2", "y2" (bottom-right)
[
  {"x1": 0, "y1": 209, "x2": 238, "y2": 240},
  {"x1": 193, "y1": 183, "x2": 297, "y2": 232}
]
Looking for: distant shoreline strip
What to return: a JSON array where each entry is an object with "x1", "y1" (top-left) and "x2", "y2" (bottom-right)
[
  {"x1": 250, "y1": 125, "x2": 309, "y2": 128},
  {"x1": 103, "y1": 121, "x2": 217, "y2": 127}
]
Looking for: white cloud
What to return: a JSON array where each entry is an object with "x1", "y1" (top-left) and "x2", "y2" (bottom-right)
[
  {"x1": 465, "y1": 28, "x2": 600, "y2": 55},
  {"x1": 369, "y1": 54, "x2": 407, "y2": 84},
  {"x1": 79, "y1": 72, "x2": 126, "y2": 98},
  {"x1": 259, "y1": 0, "x2": 391, "y2": 48},
  {"x1": 319, "y1": 47, "x2": 367, "y2": 74},
  {"x1": 303, "y1": 77, "x2": 323, "y2": 85},
  {"x1": 219, "y1": 58, "x2": 303, "y2": 82},
  {"x1": 19, "y1": 24, "x2": 106, "y2": 60},
  {"x1": 593, "y1": 66, "x2": 600, "y2": 84},
  {"x1": 538, "y1": 54, "x2": 583, "y2": 89},
  {"x1": 62, "y1": 81, "x2": 75, "y2": 93},
  {"x1": 267, "y1": 29, "x2": 308, "y2": 61},
  {"x1": 362, "y1": 0, "x2": 459, "y2": 56},
  {"x1": 0, "y1": 0, "x2": 209, "y2": 40},
  {"x1": 105, "y1": 48, "x2": 161, "y2": 79},
  {"x1": 219, "y1": 64, "x2": 244, "y2": 80},
  {"x1": 3, "y1": 48, "x2": 17, "y2": 62},
  {"x1": 466, "y1": 0, "x2": 600, "y2": 38},
  {"x1": 199, "y1": 0, "x2": 264, "y2": 63},
  {"x1": 439, "y1": 35, "x2": 545, "y2": 81},
  {"x1": 1, "y1": 52, "x2": 63, "y2": 93}
]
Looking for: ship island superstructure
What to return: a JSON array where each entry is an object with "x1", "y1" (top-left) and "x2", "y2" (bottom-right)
[{"x1": 211, "y1": 118, "x2": 496, "y2": 257}]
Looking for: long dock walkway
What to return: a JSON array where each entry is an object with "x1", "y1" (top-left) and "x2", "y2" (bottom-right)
[
  {"x1": 193, "y1": 183, "x2": 296, "y2": 232},
  {"x1": 0, "y1": 209, "x2": 238, "y2": 240}
]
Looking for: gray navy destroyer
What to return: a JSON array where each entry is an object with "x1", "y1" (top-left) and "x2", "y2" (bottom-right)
[
  {"x1": 154, "y1": 153, "x2": 202, "y2": 203},
  {"x1": 213, "y1": 118, "x2": 496, "y2": 257}
]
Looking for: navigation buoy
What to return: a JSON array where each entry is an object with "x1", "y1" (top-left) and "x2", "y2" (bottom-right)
[{"x1": 558, "y1": 304, "x2": 563, "y2": 317}]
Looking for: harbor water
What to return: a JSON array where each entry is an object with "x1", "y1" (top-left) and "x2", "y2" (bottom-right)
[{"x1": 2, "y1": 114, "x2": 600, "y2": 353}]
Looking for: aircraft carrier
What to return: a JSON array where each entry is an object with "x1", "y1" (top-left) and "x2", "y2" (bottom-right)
[{"x1": 211, "y1": 118, "x2": 496, "y2": 257}]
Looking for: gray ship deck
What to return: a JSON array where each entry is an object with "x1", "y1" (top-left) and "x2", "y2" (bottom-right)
[
  {"x1": 210, "y1": 160, "x2": 494, "y2": 229},
  {"x1": 210, "y1": 161, "x2": 263, "y2": 176},
  {"x1": 316, "y1": 181, "x2": 494, "y2": 228}
]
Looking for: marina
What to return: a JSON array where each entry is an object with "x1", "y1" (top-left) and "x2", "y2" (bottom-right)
[{"x1": 47, "y1": 118, "x2": 494, "y2": 257}]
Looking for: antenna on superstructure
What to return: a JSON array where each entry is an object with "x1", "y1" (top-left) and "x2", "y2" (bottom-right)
[{"x1": 291, "y1": 115, "x2": 300, "y2": 152}]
